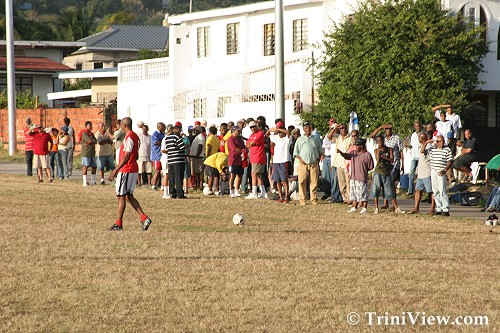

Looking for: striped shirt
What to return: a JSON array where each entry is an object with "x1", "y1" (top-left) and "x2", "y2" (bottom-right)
[
  {"x1": 385, "y1": 134, "x2": 403, "y2": 165},
  {"x1": 165, "y1": 133, "x2": 186, "y2": 165},
  {"x1": 429, "y1": 146, "x2": 452, "y2": 171}
]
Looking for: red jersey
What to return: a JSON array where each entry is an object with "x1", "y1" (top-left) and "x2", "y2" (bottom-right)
[
  {"x1": 32, "y1": 131, "x2": 52, "y2": 155},
  {"x1": 248, "y1": 130, "x2": 266, "y2": 164},
  {"x1": 218, "y1": 135, "x2": 225, "y2": 153},
  {"x1": 119, "y1": 131, "x2": 139, "y2": 173}
]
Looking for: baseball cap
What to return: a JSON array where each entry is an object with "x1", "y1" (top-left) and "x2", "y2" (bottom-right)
[
  {"x1": 249, "y1": 121, "x2": 257, "y2": 127},
  {"x1": 231, "y1": 126, "x2": 240, "y2": 131},
  {"x1": 61, "y1": 126, "x2": 69, "y2": 133},
  {"x1": 329, "y1": 118, "x2": 337, "y2": 125},
  {"x1": 446, "y1": 132, "x2": 454, "y2": 139},
  {"x1": 276, "y1": 121, "x2": 285, "y2": 129},
  {"x1": 166, "y1": 124, "x2": 174, "y2": 131},
  {"x1": 137, "y1": 121, "x2": 145, "y2": 127},
  {"x1": 303, "y1": 122, "x2": 311, "y2": 127},
  {"x1": 291, "y1": 128, "x2": 300, "y2": 136},
  {"x1": 354, "y1": 138, "x2": 366, "y2": 146},
  {"x1": 175, "y1": 121, "x2": 182, "y2": 127},
  {"x1": 194, "y1": 121, "x2": 201, "y2": 126}
]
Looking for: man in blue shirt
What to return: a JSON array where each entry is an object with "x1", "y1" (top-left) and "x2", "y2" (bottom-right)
[{"x1": 150, "y1": 122, "x2": 166, "y2": 190}]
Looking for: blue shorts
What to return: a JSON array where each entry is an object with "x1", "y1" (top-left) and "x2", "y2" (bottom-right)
[
  {"x1": 271, "y1": 162, "x2": 288, "y2": 182},
  {"x1": 370, "y1": 172, "x2": 394, "y2": 200},
  {"x1": 82, "y1": 156, "x2": 97, "y2": 167},
  {"x1": 97, "y1": 155, "x2": 115, "y2": 171},
  {"x1": 415, "y1": 177, "x2": 432, "y2": 193},
  {"x1": 184, "y1": 160, "x2": 191, "y2": 179}
]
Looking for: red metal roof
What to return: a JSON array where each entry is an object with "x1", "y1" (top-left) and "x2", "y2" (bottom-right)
[{"x1": 0, "y1": 57, "x2": 73, "y2": 72}]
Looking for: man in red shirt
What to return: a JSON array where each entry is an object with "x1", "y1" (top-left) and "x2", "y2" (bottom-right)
[
  {"x1": 29, "y1": 125, "x2": 53, "y2": 182},
  {"x1": 245, "y1": 121, "x2": 267, "y2": 199},
  {"x1": 108, "y1": 117, "x2": 152, "y2": 231},
  {"x1": 23, "y1": 117, "x2": 34, "y2": 176},
  {"x1": 218, "y1": 123, "x2": 228, "y2": 152}
]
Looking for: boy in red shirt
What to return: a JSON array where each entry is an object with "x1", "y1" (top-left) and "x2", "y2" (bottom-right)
[
  {"x1": 30, "y1": 125, "x2": 53, "y2": 182},
  {"x1": 245, "y1": 121, "x2": 267, "y2": 199},
  {"x1": 108, "y1": 117, "x2": 152, "y2": 231}
]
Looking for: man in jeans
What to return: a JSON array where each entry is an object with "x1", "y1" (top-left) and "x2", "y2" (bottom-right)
[
  {"x1": 165, "y1": 124, "x2": 187, "y2": 199},
  {"x1": 293, "y1": 122, "x2": 324, "y2": 205}
]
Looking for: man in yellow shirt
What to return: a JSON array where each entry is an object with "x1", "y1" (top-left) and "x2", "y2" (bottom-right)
[
  {"x1": 205, "y1": 126, "x2": 220, "y2": 157},
  {"x1": 204, "y1": 152, "x2": 228, "y2": 195}
]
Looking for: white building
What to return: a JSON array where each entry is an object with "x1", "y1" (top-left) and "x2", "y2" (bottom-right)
[{"x1": 118, "y1": 0, "x2": 500, "y2": 129}]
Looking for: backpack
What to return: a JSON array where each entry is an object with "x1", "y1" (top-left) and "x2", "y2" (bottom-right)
[{"x1": 459, "y1": 191, "x2": 484, "y2": 206}]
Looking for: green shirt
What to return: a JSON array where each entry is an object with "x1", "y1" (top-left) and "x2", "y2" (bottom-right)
[
  {"x1": 293, "y1": 134, "x2": 323, "y2": 164},
  {"x1": 81, "y1": 131, "x2": 97, "y2": 158}
]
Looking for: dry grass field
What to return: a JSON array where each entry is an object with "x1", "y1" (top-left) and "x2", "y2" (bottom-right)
[{"x1": 0, "y1": 174, "x2": 499, "y2": 333}]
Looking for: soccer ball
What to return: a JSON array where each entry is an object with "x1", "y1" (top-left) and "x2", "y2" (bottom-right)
[{"x1": 232, "y1": 213, "x2": 245, "y2": 225}]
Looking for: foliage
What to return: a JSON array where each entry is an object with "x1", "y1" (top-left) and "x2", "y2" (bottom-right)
[
  {"x1": 302, "y1": 0, "x2": 488, "y2": 136},
  {"x1": 95, "y1": 11, "x2": 136, "y2": 32},
  {"x1": 64, "y1": 79, "x2": 92, "y2": 91},
  {"x1": 0, "y1": 89, "x2": 38, "y2": 109},
  {"x1": 136, "y1": 48, "x2": 169, "y2": 60}
]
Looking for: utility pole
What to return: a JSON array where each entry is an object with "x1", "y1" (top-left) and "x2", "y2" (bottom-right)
[
  {"x1": 275, "y1": 0, "x2": 285, "y2": 122},
  {"x1": 6, "y1": 0, "x2": 17, "y2": 155}
]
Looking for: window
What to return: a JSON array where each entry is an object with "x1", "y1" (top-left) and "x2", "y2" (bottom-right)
[
  {"x1": 263, "y1": 23, "x2": 275, "y2": 56},
  {"x1": 93, "y1": 62, "x2": 103, "y2": 69},
  {"x1": 292, "y1": 19, "x2": 308, "y2": 52},
  {"x1": 197, "y1": 27, "x2": 210, "y2": 58},
  {"x1": 226, "y1": 23, "x2": 240, "y2": 55},
  {"x1": 0, "y1": 77, "x2": 33, "y2": 94},
  {"x1": 75, "y1": 63, "x2": 82, "y2": 70},
  {"x1": 217, "y1": 96, "x2": 231, "y2": 117},
  {"x1": 193, "y1": 98, "x2": 206, "y2": 118},
  {"x1": 460, "y1": 4, "x2": 487, "y2": 45}
]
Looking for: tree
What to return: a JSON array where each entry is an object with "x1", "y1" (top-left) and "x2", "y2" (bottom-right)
[
  {"x1": 135, "y1": 48, "x2": 169, "y2": 60},
  {"x1": 302, "y1": 0, "x2": 488, "y2": 135}
]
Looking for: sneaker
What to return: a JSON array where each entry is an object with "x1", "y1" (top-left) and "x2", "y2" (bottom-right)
[
  {"x1": 234, "y1": 190, "x2": 241, "y2": 197},
  {"x1": 283, "y1": 199, "x2": 289, "y2": 204},
  {"x1": 83, "y1": 182, "x2": 88, "y2": 186},
  {"x1": 373, "y1": 208, "x2": 379, "y2": 214},
  {"x1": 347, "y1": 207, "x2": 357, "y2": 213},
  {"x1": 258, "y1": 192, "x2": 268, "y2": 199},
  {"x1": 245, "y1": 193, "x2": 259, "y2": 199},
  {"x1": 110, "y1": 224, "x2": 123, "y2": 231},
  {"x1": 142, "y1": 217, "x2": 152, "y2": 231},
  {"x1": 49, "y1": 178, "x2": 54, "y2": 183},
  {"x1": 433, "y1": 211, "x2": 443, "y2": 216},
  {"x1": 277, "y1": 198, "x2": 284, "y2": 203},
  {"x1": 483, "y1": 220, "x2": 493, "y2": 226},
  {"x1": 359, "y1": 207, "x2": 368, "y2": 214},
  {"x1": 230, "y1": 193, "x2": 237, "y2": 198},
  {"x1": 58, "y1": 176, "x2": 63, "y2": 180},
  {"x1": 89, "y1": 182, "x2": 96, "y2": 186},
  {"x1": 270, "y1": 188, "x2": 277, "y2": 194},
  {"x1": 100, "y1": 180, "x2": 105, "y2": 186},
  {"x1": 442, "y1": 212, "x2": 450, "y2": 216},
  {"x1": 394, "y1": 207, "x2": 405, "y2": 214},
  {"x1": 214, "y1": 191, "x2": 221, "y2": 196},
  {"x1": 162, "y1": 194, "x2": 171, "y2": 199}
]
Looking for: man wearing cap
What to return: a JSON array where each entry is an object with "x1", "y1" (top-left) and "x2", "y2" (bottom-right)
[
  {"x1": 293, "y1": 122, "x2": 324, "y2": 205},
  {"x1": 150, "y1": 122, "x2": 166, "y2": 190},
  {"x1": 227, "y1": 126, "x2": 245, "y2": 197},
  {"x1": 81, "y1": 121, "x2": 98, "y2": 186},
  {"x1": 23, "y1": 117, "x2": 35, "y2": 176},
  {"x1": 266, "y1": 121, "x2": 290, "y2": 203},
  {"x1": 426, "y1": 134, "x2": 453, "y2": 216},
  {"x1": 337, "y1": 137, "x2": 374, "y2": 213},
  {"x1": 245, "y1": 121, "x2": 268, "y2": 199}
]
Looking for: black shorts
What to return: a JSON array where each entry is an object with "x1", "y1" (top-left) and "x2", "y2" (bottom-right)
[
  {"x1": 229, "y1": 165, "x2": 244, "y2": 175},
  {"x1": 205, "y1": 166, "x2": 220, "y2": 177},
  {"x1": 453, "y1": 154, "x2": 475, "y2": 170}
]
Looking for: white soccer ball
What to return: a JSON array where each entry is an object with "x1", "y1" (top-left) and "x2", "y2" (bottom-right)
[{"x1": 232, "y1": 213, "x2": 245, "y2": 225}]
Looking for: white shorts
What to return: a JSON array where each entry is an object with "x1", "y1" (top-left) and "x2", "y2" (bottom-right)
[
  {"x1": 34, "y1": 154, "x2": 49, "y2": 169},
  {"x1": 115, "y1": 172, "x2": 138, "y2": 196},
  {"x1": 138, "y1": 160, "x2": 152, "y2": 174},
  {"x1": 161, "y1": 159, "x2": 169, "y2": 176}
]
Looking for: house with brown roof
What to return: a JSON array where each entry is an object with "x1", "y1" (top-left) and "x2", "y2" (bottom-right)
[{"x1": 0, "y1": 41, "x2": 84, "y2": 107}]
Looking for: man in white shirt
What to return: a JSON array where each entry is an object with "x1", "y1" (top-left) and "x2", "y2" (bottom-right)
[
  {"x1": 190, "y1": 125, "x2": 206, "y2": 191},
  {"x1": 322, "y1": 118, "x2": 342, "y2": 202},
  {"x1": 408, "y1": 121, "x2": 423, "y2": 195},
  {"x1": 266, "y1": 121, "x2": 290, "y2": 202},
  {"x1": 432, "y1": 104, "x2": 462, "y2": 139}
]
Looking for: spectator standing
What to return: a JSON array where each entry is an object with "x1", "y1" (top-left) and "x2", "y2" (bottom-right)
[
  {"x1": 245, "y1": 121, "x2": 268, "y2": 199},
  {"x1": 433, "y1": 104, "x2": 462, "y2": 139},
  {"x1": 23, "y1": 117, "x2": 34, "y2": 176},
  {"x1": 218, "y1": 123, "x2": 228, "y2": 153},
  {"x1": 205, "y1": 126, "x2": 220, "y2": 158},
  {"x1": 138, "y1": 125, "x2": 152, "y2": 186},
  {"x1": 267, "y1": 121, "x2": 290, "y2": 203},
  {"x1": 338, "y1": 138, "x2": 374, "y2": 214},
  {"x1": 108, "y1": 117, "x2": 152, "y2": 231},
  {"x1": 323, "y1": 119, "x2": 342, "y2": 203},
  {"x1": 408, "y1": 121, "x2": 423, "y2": 195},
  {"x1": 190, "y1": 126, "x2": 206, "y2": 190},
  {"x1": 30, "y1": 125, "x2": 53, "y2": 182},
  {"x1": 408, "y1": 132, "x2": 435, "y2": 214},
  {"x1": 227, "y1": 126, "x2": 245, "y2": 197},
  {"x1": 113, "y1": 119, "x2": 125, "y2": 165},
  {"x1": 332, "y1": 124, "x2": 351, "y2": 204},
  {"x1": 81, "y1": 121, "x2": 98, "y2": 186},
  {"x1": 49, "y1": 128, "x2": 62, "y2": 180},
  {"x1": 452, "y1": 129, "x2": 478, "y2": 182},
  {"x1": 63, "y1": 117, "x2": 75, "y2": 176},
  {"x1": 435, "y1": 111, "x2": 454, "y2": 141},
  {"x1": 150, "y1": 122, "x2": 166, "y2": 190},
  {"x1": 95, "y1": 122, "x2": 116, "y2": 185},
  {"x1": 293, "y1": 122, "x2": 324, "y2": 205},
  {"x1": 428, "y1": 135, "x2": 453, "y2": 216},
  {"x1": 58, "y1": 126, "x2": 71, "y2": 179},
  {"x1": 165, "y1": 124, "x2": 187, "y2": 199}
]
